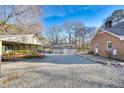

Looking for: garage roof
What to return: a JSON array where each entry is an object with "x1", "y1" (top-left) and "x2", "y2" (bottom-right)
[{"x1": 52, "y1": 43, "x2": 77, "y2": 48}]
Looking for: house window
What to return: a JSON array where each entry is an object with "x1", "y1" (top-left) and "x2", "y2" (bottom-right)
[
  {"x1": 95, "y1": 43, "x2": 99, "y2": 49},
  {"x1": 107, "y1": 41, "x2": 112, "y2": 50}
]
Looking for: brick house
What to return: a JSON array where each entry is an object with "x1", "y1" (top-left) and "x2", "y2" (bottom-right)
[{"x1": 91, "y1": 21, "x2": 124, "y2": 61}]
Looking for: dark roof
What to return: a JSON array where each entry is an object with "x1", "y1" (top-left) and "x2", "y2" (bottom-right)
[
  {"x1": 52, "y1": 43, "x2": 77, "y2": 48},
  {"x1": 103, "y1": 21, "x2": 124, "y2": 36},
  {"x1": 104, "y1": 27, "x2": 124, "y2": 36}
]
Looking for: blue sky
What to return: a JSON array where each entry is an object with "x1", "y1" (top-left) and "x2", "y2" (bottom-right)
[{"x1": 42, "y1": 5, "x2": 124, "y2": 30}]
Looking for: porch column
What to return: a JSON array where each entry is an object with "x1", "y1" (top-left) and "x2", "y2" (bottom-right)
[
  {"x1": 36, "y1": 45, "x2": 38, "y2": 50},
  {"x1": 0, "y1": 40, "x2": 2, "y2": 77}
]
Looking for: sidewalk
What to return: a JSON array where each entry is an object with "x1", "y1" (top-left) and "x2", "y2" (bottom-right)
[{"x1": 78, "y1": 53, "x2": 124, "y2": 67}]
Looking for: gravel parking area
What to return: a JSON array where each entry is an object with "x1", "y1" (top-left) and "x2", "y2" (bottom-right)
[{"x1": 0, "y1": 54, "x2": 124, "y2": 88}]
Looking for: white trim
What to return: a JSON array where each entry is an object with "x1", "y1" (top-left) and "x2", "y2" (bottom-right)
[
  {"x1": 101, "y1": 28, "x2": 120, "y2": 38},
  {"x1": 107, "y1": 41, "x2": 112, "y2": 51},
  {"x1": 101, "y1": 28, "x2": 124, "y2": 40},
  {"x1": 32, "y1": 35, "x2": 43, "y2": 45},
  {"x1": 118, "y1": 36, "x2": 124, "y2": 40},
  {"x1": 0, "y1": 35, "x2": 43, "y2": 45}
]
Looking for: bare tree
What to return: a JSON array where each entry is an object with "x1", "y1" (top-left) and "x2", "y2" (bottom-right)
[
  {"x1": 47, "y1": 21, "x2": 86, "y2": 48},
  {"x1": 48, "y1": 25, "x2": 62, "y2": 44},
  {"x1": 104, "y1": 9, "x2": 124, "y2": 25},
  {"x1": 72, "y1": 22, "x2": 83, "y2": 44},
  {"x1": 63, "y1": 21, "x2": 74, "y2": 43},
  {"x1": 0, "y1": 6, "x2": 27, "y2": 32},
  {"x1": 0, "y1": 5, "x2": 43, "y2": 36},
  {"x1": 63, "y1": 21, "x2": 86, "y2": 47},
  {"x1": 73, "y1": 22, "x2": 86, "y2": 48}
]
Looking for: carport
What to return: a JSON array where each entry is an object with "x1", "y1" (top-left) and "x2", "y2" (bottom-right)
[
  {"x1": 0, "y1": 34, "x2": 43, "y2": 61},
  {"x1": 1, "y1": 41, "x2": 42, "y2": 61}
]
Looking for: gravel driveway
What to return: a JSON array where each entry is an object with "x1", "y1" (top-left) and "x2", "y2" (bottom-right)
[
  {"x1": 22, "y1": 54, "x2": 95, "y2": 64},
  {"x1": 0, "y1": 54, "x2": 124, "y2": 88}
]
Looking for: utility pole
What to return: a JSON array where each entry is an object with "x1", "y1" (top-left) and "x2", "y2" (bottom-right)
[{"x1": 0, "y1": 41, "x2": 2, "y2": 77}]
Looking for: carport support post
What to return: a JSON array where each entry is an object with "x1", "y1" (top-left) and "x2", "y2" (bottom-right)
[{"x1": 0, "y1": 40, "x2": 2, "y2": 77}]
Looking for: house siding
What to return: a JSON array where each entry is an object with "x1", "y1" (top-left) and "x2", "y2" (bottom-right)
[{"x1": 91, "y1": 31, "x2": 124, "y2": 61}]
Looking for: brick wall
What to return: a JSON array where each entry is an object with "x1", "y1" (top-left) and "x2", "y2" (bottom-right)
[{"x1": 91, "y1": 31, "x2": 124, "y2": 61}]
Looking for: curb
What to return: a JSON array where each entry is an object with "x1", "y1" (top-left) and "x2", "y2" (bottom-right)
[{"x1": 77, "y1": 54, "x2": 124, "y2": 68}]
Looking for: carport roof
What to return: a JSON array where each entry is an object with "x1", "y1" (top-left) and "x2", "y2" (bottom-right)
[{"x1": 0, "y1": 34, "x2": 43, "y2": 45}]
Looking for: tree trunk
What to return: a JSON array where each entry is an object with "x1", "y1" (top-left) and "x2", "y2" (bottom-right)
[
  {"x1": 69, "y1": 34, "x2": 71, "y2": 43},
  {"x1": 75, "y1": 32, "x2": 77, "y2": 45},
  {"x1": 82, "y1": 35, "x2": 85, "y2": 50}
]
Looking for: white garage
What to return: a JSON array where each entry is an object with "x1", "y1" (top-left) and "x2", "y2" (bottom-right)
[{"x1": 52, "y1": 43, "x2": 77, "y2": 54}]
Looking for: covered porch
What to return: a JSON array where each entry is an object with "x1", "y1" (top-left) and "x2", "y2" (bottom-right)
[{"x1": 0, "y1": 40, "x2": 43, "y2": 62}]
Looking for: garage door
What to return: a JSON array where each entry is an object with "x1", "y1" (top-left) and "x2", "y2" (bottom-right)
[{"x1": 52, "y1": 48, "x2": 77, "y2": 54}]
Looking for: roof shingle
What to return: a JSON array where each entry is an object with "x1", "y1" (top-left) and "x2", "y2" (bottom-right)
[
  {"x1": 104, "y1": 27, "x2": 124, "y2": 36},
  {"x1": 103, "y1": 21, "x2": 124, "y2": 36}
]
